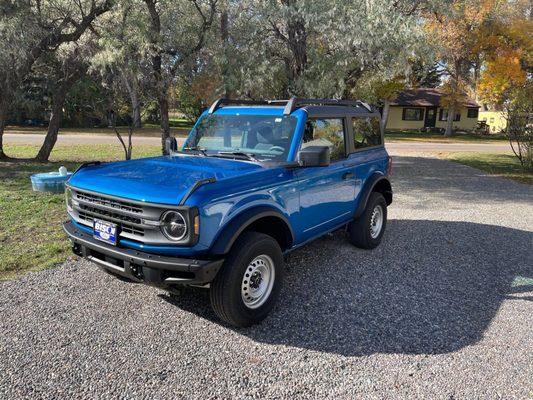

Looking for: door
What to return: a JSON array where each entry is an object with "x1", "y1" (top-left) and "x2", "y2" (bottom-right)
[
  {"x1": 424, "y1": 107, "x2": 437, "y2": 128},
  {"x1": 295, "y1": 117, "x2": 357, "y2": 242}
]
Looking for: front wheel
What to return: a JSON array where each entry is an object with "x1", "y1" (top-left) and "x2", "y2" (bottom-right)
[
  {"x1": 210, "y1": 232, "x2": 284, "y2": 327},
  {"x1": 348, "y1": 192, "x2": 387, "y2": 249}
]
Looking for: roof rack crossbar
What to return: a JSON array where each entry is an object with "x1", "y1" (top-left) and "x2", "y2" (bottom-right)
[
  {"x1": 208, "y1": 98, "x2": 290, "y2": 114},
  {"x1": 207, "y1": 97, "x2": 373, "y2": 115}
]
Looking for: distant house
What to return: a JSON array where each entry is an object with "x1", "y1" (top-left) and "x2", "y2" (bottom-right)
[
  {"x1": 479, "y1": 110, "x2": 507, "y2": 133},
  {"x1": 385, "y1": 88, "x2": 480, "y2": 131}
]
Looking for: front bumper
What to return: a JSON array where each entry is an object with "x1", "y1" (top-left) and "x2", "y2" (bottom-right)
[{"x1": 63, "y1": 221, "x2": 223, "y2": 286}]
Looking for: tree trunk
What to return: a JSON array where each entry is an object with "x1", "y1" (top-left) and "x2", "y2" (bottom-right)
[
  {"x1": 35, "y1": 62, "x2": 84, "y2": 162},
  {"x1": 151, "y1": 51, "x2": 170, "y2": 154},
  {"x1": 0, "y1": 103, "x2": 7, "y2": 160},
  {"x1": 280, "y1": 0, "x2": 307, "y2": 94},
  {"x1": 286, "y1": 17, "x2": 307, "y2": 93},
  {"x1": 220, "y1": 6, "x2": 233, "y2": 98},
  {"x1": 380, "y1": 100, "x2": 391, "y2": 136},
  {"x1": 159, "y1": 95, "x2": 170, "y2": 154},
  {"x1": 132, "y1": 94, "x2": 141, "y2": 129},
  {"x1": 35, "y1": 92, "x2": 66, "y2": 162},
  {"x1": 121, "y1": 70, "x2": 142, "y2": 128},
  {"x1": 145, "y1": 0, "x2": 170, "y2": 154},
  {"x1": 444, "y1": 106, "x2": 455, "y2": 137}
]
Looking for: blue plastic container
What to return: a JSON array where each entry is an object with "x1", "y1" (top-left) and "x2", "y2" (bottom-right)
[{"x1": 30, "y1": 172, "x2": 73, "y2": 193}]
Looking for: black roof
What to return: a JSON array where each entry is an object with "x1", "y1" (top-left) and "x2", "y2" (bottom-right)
[
  {"x1": 390, "y1": 88, "x2": 479, "y2": 108},
  {"x1": 207, "y1": 97, "x2": 377, "y2": 116}
]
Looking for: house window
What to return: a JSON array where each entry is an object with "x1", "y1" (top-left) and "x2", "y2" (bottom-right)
[
  {"x1": 302, "y1": 118, "x2": 346, "y2": 162},
  {"x1": 467, "y1": 108, "x2": 479, "y2": 118},
  {"x1": 402, "y1": 108, "x2": 424, "y2": 121},
  {"x1": 439, "y1": 109, "x2": 461, "y2": 121},
  {"x1": 489, "y1": 117, "x2": 495, "y2": 123},
  {"x1": 352, "y1": 117, "x2": 382, "y2": 150}
]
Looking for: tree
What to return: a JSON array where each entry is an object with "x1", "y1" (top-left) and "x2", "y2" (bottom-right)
[
  {"x1": 213, "y1": 0, "x2": 424, "y2": 100},
  {"x1": 0, "y1": 0, "x2": 114, "y2": 160},
  {"x1": 143, "y1": 0, "x2": 217, "y2": 154},
  {"x1": 505, "y1": 82, "x2": 532, "y2": 171},
  {"x1": 408, "y1": 60, "x2": 442, "y2": 88},
  {"x1": 476, "y1": 0, "x2": 532, "y2": 105},
  {"x1": 92, "y1": 1, "x2": 152, "y2": 129},
  {"x1": 425, "y1": 0, "x2": 498, "y2": 136},
  {"x1": 376, "y1": 80, "x2": 406, "y2": 134},
  {"x1": 35, "y1": 46, "x2": 89, "y2": 162}
]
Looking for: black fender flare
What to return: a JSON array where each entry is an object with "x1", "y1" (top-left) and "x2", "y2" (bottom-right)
[
  {"x1": 354, "y1": 173, "x2": 393, "y2": 219},
  {"x1": 210, "y1": 206, "x2": 295, "y2": 255}
]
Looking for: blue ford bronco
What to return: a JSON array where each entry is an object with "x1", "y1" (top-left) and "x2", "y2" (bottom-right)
[{"x1": 64, "y1": 98, "x2": 392, "y2": 327}]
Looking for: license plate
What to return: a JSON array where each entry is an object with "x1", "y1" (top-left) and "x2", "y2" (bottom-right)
[{"x1": 93, "y1": 219, "x2": 118, "y2": 246}]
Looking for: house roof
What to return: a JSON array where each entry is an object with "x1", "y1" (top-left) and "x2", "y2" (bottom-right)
[{"x1": 390, "y1": 88, "x2": 479, "y2": 108}]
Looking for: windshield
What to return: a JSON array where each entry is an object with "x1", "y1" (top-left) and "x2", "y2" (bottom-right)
[{"x1": 184, "y1": 114, "x2": 298, "y2": 161}]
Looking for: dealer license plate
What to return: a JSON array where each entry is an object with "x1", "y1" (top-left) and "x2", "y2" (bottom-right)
[{"x1": 93, "y1": 219, "x2": 118, "y2": 246}]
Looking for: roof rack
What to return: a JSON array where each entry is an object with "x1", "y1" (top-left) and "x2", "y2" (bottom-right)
[
  {"x1": 207, "y1": 97, "x2": 373, "y2": 115},
  {"x1": 207, "y1": 99, "x2": 287, "y2": 114},
  {"x1": 282, "y1": 98, "x2": 372, "y2": 115}
]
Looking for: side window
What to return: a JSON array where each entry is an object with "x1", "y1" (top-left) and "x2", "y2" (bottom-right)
[
  {"x1": 439, "y1": 109, "x2": 461, "y2": 121},
  {"x1": 402, "y1": 108, "x2": 424, "y2": 121},
  {"x1": 302, "y1": 118, "x2": 346, "y2": 162},
  {"x1": 352, "y1": 117, "x2": 382, "y2": 149}
]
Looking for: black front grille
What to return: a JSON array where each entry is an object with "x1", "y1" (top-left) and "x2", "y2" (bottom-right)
[
  {"x1": 75, "y1": 191, "x2": 143, "y2": 214},
  {"x1": 79, "y1": 204, "x2": 142, "y2": 225},
  {"x1": 78, "y1": 211, "x2": 145, "y2": 237}
]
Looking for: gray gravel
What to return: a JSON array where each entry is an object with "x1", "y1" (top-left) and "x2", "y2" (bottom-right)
[{"x1": 1, "y1": 155, "x2": 532, "y2": 399}]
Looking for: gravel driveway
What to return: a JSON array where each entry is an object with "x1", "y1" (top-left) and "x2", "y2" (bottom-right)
[{"x1": 1, "y1": 156, "x2": 532, "y2": 399}]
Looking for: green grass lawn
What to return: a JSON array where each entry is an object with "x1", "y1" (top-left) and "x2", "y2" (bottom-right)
[
  {"x1": 0, "y1": 143, "x2": 160, "y2": 281},
  {"x1": 386, "y1": 130, "x2": 507, "y2": 142},
  {"x1": 445, "y1": 152, "x2": 532, "y2": 184},
  {"x1": 5, "y1": 121, "x2": 192, "y2": 137}
]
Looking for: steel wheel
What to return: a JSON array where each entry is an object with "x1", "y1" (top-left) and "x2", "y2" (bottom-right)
[
  {"x1": 369, "y1": 205, "x2": 384, "y2": 239},
  {"x1": 241, "y1": 254, "x2": 275, "y2": 309}
]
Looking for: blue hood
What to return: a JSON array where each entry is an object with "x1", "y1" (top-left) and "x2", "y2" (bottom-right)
[{"x1": 68, "y1": 155, "x2": 263, "y2": 205}]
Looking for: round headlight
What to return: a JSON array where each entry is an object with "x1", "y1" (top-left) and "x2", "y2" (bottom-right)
[
  {"x1": 65, "y1": 187, "x2": 73, "y2": 209},
  {"x1": 160, "y1": 211, "x2": 187, "y2": 241}
]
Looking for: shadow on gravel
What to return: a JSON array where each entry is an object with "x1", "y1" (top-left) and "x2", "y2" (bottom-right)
[
  {"x1": 163, "y1": 219, "x2": 532, "y2": 356},
  {"x1": 392, "y1": 156, "x2": 532, "y2": 203}
]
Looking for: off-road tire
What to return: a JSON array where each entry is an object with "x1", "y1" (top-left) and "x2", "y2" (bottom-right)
[
  {"x1": 349, "y1": 192, "x2": 387, "y2": 249},
  {"x1": 210, "y1": 232, "x2": 284, "y2": 327}
]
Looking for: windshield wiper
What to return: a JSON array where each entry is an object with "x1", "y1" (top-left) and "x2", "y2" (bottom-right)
[
  {"x1": 182, "y1": 146, "x2": 208, "y2": 156},
  {"x1": 215, "y1": 151, "x2": 259, "y2": 162}
]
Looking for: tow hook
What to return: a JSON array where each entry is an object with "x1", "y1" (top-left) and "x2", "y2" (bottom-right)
[{"x1": 130, "y1": 264, "x2": 144, "y2": 280}]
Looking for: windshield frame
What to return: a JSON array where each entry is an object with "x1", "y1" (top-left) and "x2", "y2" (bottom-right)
[{"x1": 182, "y1": 107, "x2": 306, "y2": 163}]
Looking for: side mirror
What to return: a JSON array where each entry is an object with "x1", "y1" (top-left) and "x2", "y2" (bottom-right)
[
  {"x1": 165, "y1": 137, "x2": 178, "y2": 154},
  {"x1": 298, "y1": 146, "x2": 330, "y2": 167}
]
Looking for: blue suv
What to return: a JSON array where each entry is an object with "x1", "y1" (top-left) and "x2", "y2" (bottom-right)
[{"x1": 64, "y1": 98, "x2": 393, "y2": 327}]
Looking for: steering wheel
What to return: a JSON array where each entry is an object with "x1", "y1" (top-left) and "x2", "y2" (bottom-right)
[{"x1": 269, "y1": 146, "x2": 285, "y2": 154}]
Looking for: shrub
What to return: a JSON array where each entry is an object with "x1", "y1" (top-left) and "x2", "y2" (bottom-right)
[{"x1": 506, "y1": 83, "x2": 532, "y2": 171}]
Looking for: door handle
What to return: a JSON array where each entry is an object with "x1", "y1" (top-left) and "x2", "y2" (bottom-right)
[{"x1": 342, "y1": 172, "x2": 354, "y2": 180}]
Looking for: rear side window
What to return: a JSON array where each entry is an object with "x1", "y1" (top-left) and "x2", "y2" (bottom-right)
[
  {"x1": 352, "y1": 117, "x2": 382, "y2": 149},
  {"x1": 302, "y1": 118, "x2": 346, "y2": 162}
]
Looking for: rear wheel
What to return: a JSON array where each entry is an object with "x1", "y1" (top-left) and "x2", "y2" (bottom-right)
[
  {"x1": 210, "y1": 232, "x2": 284, "y2": 327},
  {"x1": 349, "y1": 192, "x2": 387, "y2": 249}
]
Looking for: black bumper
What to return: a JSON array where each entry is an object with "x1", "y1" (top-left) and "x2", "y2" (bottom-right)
[{"x1": 63, "y1": 221, "x2": 224, "y2": 286}]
